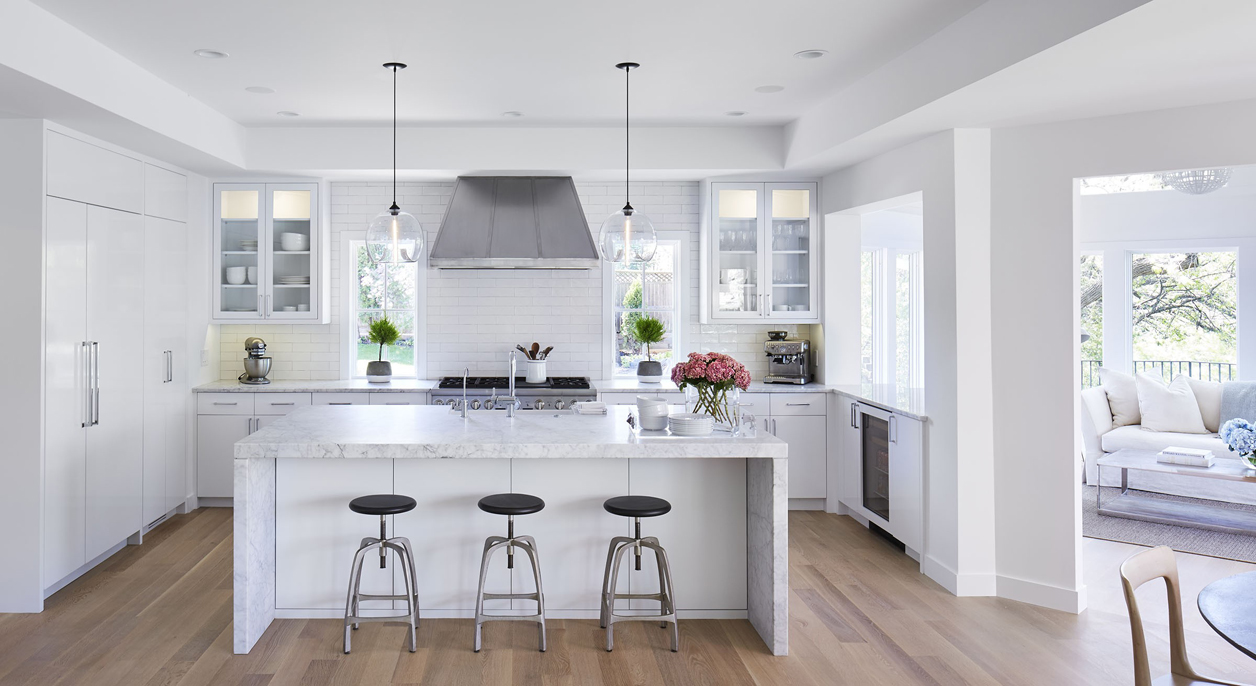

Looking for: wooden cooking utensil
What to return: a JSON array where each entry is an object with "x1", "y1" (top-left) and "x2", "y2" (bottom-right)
[
  {"x1": 516, "y1": 344, "x2": 532, "y2": 359},
  {"x1": 531, "y1": 342, "x2": 540, "y2": 359},
  {"x1": 540, "y1": 346, "x2": 553, "y2": 360}
]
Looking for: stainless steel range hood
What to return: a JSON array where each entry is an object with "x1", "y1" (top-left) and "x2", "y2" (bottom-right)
[{"x1": 429, "y1": 176, "x2": 599, "y2": 269}]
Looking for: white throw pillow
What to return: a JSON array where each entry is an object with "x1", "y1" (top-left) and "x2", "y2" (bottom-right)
[
  {"x1": 1100, "y1": 368, "x2": 1141, "y2": 427},
  {"x1": 1135, "y1": 372, "x2": 1208, "y2": 434},
  {"x1": 1180, "y1": 375, "x2": 1222, "y2": 433}
]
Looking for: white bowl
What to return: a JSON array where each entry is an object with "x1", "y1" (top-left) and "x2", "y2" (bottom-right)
[
  {"x1": 640, "y1": 414, "x2": 669, "y2": 431},
  {"x1": 280, "y1": 233, "x2": 309, "y2": 251},
  {"x1": 637, "y1": 405, "x2": 670, "y2": 417},
  {"x1": 225, "y1": 266, "x2": 247, "y2": 285},
  {"x1": 246, "y1": 266, "x2": 258, "y2": 284},
  {"x1": 636, "y1": 396, "x2": 668, "y2": 406}
]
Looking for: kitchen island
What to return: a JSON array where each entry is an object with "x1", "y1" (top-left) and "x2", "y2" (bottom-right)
[{"x1": 233, "y1": 405, "x2": 788, "y2": 655}]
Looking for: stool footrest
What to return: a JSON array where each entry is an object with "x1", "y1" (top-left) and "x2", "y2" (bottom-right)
[
  {"x1": 345, "y1": 613, "x2": 417, "y2": 625},
  {"x1": 606, "y1": 612, "x2": 677, "y2": 624},
  {"x1": 476, "y1": 613, "x2": 545, "y2": 622},
  {"x1": 482, "y1": 592, "x2": 540, "y2": 601},
  {"x1": 354, "y1": 593, "x2": 412, "y2": 601},
  {"x1": 608, "y1": 592, "x2": 666, "y2": 601}
]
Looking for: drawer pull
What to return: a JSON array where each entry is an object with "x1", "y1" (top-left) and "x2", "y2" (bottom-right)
[
  {"x1": 213, "y1": 402, "x2": 238, "y2": 406},
  {"x1": 785, "y1": 402, "x2": 811, "y2": 406},
  {"x1": 329, "y1": 402, "x2": 352, "y2": 405},
  {"x1": 385, "y1": 402, "x2": 409, "y2": 405},
  {"x1": 269, "y1": 402, "x2": 295, "y2": 406}
]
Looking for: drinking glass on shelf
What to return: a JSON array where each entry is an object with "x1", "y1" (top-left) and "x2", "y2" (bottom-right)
[{"x1": 734, "y1": 405, "x2": 756, "y2": 438}]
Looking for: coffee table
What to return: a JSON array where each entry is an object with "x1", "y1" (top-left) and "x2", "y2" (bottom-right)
[{"x1": 1095, "y1": 449, "x2": 1256, "y2": 536}]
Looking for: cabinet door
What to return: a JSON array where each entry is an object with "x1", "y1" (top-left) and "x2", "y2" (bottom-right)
[
  {"x1": 764, "y1": 183, "x2": 818, "y2": 321},
  {"x1": 85, "y1": 206, "x2": 145, "y2": 560},
  {"x1": 144, "y1": 164, "x2": 187, "y2": 222},
  {"x1": 44, "y1": 197, "x2": 88, "y2": 587},
  {"x1": 46, "y1": 131, "x2": 143, "y2": 213},
  {"x1": 710, "y1": 183, "x2": 764, "y2": 319},
  {"x1": 213, "y1": 184, "x2": 265, "y2": 320},
  {"x1": 313, "y1": 393, "x2": 368, "y2": 406},
  {"x1": 839, "y1": 400, "x2": 863, "y2": 510},
  {"x1": 369, "y1": 392, "x2": 427, "y2": 405},
  {"x1": 264, "y1": 184, "x2": 318, "y2": 320},
  {"x1": 144, "y1": 216, "x2": 188, "y2": 525},
  {"x1": 197, "y1": 415, "x2": 252, "y2": 498},
  {"x1": 773, "y1": 415, "x2": 827, "y2": 499},
  {"x1": 888, "y1": 414, "x2": 923, "y2": 552}
]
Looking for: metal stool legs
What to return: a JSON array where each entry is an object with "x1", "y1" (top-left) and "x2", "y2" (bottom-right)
[
  {"x1": 343, "y1": 516, "x2": 420, "y2": 654},
  {"x1": 474, "y1": 516, "x2": 547, "y2": 653},
  {"x1": 600, "y1": 518, "x2": 678, "y2": 652}
]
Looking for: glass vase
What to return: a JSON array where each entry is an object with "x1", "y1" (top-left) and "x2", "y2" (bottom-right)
[{"x1": 684, "y1": 385, "x2": 740, "y2": 430}]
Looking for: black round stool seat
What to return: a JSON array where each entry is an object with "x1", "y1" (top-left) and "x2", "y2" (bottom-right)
[
  {"x1": 603, "y1": 495, "x2": 671, "y2": 518},
  {"x1": 478, "y1": 493, "x2": 545, "y2": 516},
  {"x1": 349, "y1": 494, "x2": 417, "y2": 516}
]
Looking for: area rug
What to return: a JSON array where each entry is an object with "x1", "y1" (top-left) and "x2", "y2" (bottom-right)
[{"x1": 1083, "y1": 485, "x2": 1256, "y2": 564}]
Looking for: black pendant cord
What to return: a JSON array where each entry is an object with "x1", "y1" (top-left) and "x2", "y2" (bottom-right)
[
  {"x1": 382, "y1": 62, "x2": 407, "y2": 214},
  {"x1": 624, "y1": 64, "x2": 630, "y2": 211}
]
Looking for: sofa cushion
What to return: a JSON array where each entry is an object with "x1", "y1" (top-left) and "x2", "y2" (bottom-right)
[
  {"x1": 1100, "y1": 367, "x2": 1141, "y2": 427},
  {"x1": 1183, "y1": 375, "x2": 1223, "y2": 433},
  {"x1": 1135, "y1": 372, "x2": 1208, "y2": 434},
  {"x1": 1101, "y1": 425, "x2": 1227, "y2": 455}
]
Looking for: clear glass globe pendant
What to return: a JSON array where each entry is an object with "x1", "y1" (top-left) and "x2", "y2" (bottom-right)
[
  {"x1": 600, "y1": 62, "x2": 658, "y2": 264},
  {"x1": 599, "y1": 202, "x2": 656, "y2": 263},
  {"x1": 367, "y1": 203, "x2": 424, "y2": 264},
  {"x1": 366, "y1": 62, "x2": 423, "y2": 264}
]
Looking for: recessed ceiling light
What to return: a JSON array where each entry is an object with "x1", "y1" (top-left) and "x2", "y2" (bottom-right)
[
  {"x1": 754, "y1": 85, "x2": 785, "y2": 94},
  {"x1": 502, "y1": 111, "x2": 523, "y2": 118},
  {"x1": 245, "y1": 86, "x2": 275, "y2": 94},
  {"x1": 276, "y1": 111, "x2": 299, "y2": 117},
  {"x1": 725, "y1": 111, "x2": 747, "y2": 117},
  {"x1": 793, "y1": 49, "x2": 828, "y2": 60},
  {"x1": 193, "y1": 49, "x2": 228, "y2": 59}
]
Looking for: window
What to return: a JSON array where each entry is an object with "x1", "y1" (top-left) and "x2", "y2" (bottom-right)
[
  {"x1": 861, "y1": 222, "x2": 923, "y2": 388},
  {"x1": 860, "y1": 249, "x2": 877, "y2": 384},
  {"x1": 608, "y1": 236, "x2": 684, "y2": 378},
  {"x1": 1130, "y1": 251, "x2": 1237, "y2": 382},
  {"x1": 1080, "y1": 253, "x2": 1103, "y2": 388},
  {"x1": 348, "y1": 241, "x2": 419, "y2": 377},
  {"x1": 1080, "y1": 173, "x2": 1168, "y2": 195}
]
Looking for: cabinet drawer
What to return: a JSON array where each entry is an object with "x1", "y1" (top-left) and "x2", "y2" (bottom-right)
[
  {"x1": 598, "y1": 392, "x2": 640, "y2": 406},
  {"x1": 735, "y1": 393, "x2": 771, "y2": 417},
  {"x1": 255, "y1": 393, "x2": 312, "y2": 415},
  {"x1": 770, "y1": 393, "x2": 826, "y2": 416},
  {"x1": 313, "y1": 393, "x2": 369, "y2": 406},
  {"x1": 369, "y1": 392, "x2": 427, "y2": 405},
  {"x1": 197, "y1": 393, "x2": 254, "y2": 415}
]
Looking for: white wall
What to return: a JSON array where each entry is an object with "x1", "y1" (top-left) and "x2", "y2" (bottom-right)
[
  {"x1": 990, "y1": 97, "x2": 1256, "y2": 613},
  {"x1": 219, "y1": 180, "x2": 808, "y2": 381},
  {"x1": 822, "y1": 130, "x2": 998, "y2": 598}
]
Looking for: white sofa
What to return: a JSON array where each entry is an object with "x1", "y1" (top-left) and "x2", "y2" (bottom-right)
[{"x1": 1080, "y1": 386, "x2": 1255, "y2": 504}]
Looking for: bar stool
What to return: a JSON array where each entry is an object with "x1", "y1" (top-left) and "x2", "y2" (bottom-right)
[
  {"x1": 474, "y1": 493, "x2": 547, "y2": 653},
  {"x1": 343, "y1": 494, "x2": 420, "y2": 654},
  {"x1": 600, "y1": 495, "x2": 678, "y2": 652}
]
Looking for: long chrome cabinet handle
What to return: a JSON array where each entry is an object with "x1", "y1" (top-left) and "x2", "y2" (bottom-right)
[
  {"x1": 850, "y1": 402, "x2": 856, "y2": 428},
  {"x1": 91, "y1": 341, "x2": 100, "y2": 426},
  {"x1": 772, "y1": 418, "x2": 777, "y2": 435},
  {"x1": 269, "y1": 402, "x2": 295, "y2": 406},
  {"x1": 889, "y1": 415, "x2": 898, "y2": 444},
  {"x1": 266, "y1": 294, "x2": 272, "y2": 316},
  {"x1": 82, "y1": 341, "x2": 90, "y2": 427},
  {"x1": 213, "y1": 402, "x2": 238, "y2": 406},
  {"x1": 785, "y1": 402, "x2": 810, "y2": 406},
  {"x1": 852, "y1": 403, "x2": 860, "y2": 429},
  {"x1": 258, "y1": 295, "x2": 263, "y2": 318}
]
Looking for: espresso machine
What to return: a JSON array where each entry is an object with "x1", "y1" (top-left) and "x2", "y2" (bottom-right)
[
  {"x1": 763, "y1": 331, "x2": 813, "y2": 385},
  {"x1": 239, "y1": 337, "x2": 272, "y2": 385}
]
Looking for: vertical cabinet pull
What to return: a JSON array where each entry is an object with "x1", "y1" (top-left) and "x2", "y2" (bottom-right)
[
  {"x1": 266, "y1": 294, "x2": 272, "y2": 316},
  {"x1": 258, "y1": 295, "x2": 263, "y2": 318},
  {"x1": 849, "y1": 402, "x2": 856, "y2": 428},
  {"x1": 853, "y1": 403, "x2": 860, "y2": 429},
  {"x1": 771, "y1": 418, "x2": 777, "y2": 435},
  {"x1": 90, "y1": 342, "x2": 100, "y2": 426},
  {"x1": 889, "y1": 415, "x2": 898, "y2": 444},
  {"x1": 82, "y1": 341, "x2": 90, "y2": 427}
]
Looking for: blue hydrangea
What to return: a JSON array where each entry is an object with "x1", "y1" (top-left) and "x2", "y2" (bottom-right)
[{"x1": 1221, "y1": 418, "x2": 1256, "y2": 455}]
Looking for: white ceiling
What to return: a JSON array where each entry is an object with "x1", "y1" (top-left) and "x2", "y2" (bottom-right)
[{"x1": 30, "y1": 0, "x2": 982, "y2": 127}]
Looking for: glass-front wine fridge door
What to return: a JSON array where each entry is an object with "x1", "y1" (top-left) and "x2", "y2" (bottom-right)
[
  {"x1": 712, "y1": 184, "x2": 763, "y2": 318},
  {"x1": 861, "y1": 412, "x2": 890, "y2": 521}
]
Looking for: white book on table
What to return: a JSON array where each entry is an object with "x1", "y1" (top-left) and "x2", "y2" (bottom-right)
[
  {"x1": 1156, "y1": 449, "x2": 1215, "y2": 467},
  {"x1": 1161, "y1": 446, "x2": 1214, "y2": 458}
]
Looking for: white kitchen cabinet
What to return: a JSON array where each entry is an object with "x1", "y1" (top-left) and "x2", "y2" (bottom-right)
[
  {"x1": 197, "y1": 414, "x2": 252, "y2": 499},
  {"x1": 255, "y1": 394, "x2": 312, "y2": 414},
  {"x1": 144, "y1": 164, "x2": 188, "y2": 222},
  {"x1": 369, "y1": 392, "x2": 428, "y2": 405},
  {"x1": 46, "y1": 131, "x2": 144, "y2": 214},
  {"x1": 314, "y1": 393, "x2": 369, "y2": 406},
  {"x1": 143, "y1": 215, "x2": 190, "y2": 527},
  {"x1": 839, "y1": 401, "x2": 923, "y2": 554},
  {"x1": 704, "y1": 182, "x2": 818, "y2": 323},
  {"x1": 772, "y1": 415, "x2": 828, "y2": 499},
  {"x1": 212, "y1": 183, "x2": 320, "y2": 322}
]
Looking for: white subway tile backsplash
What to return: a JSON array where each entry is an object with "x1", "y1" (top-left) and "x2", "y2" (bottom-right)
[{"x1": 220, "y1": 180, "x2": 808, "y2": 380}]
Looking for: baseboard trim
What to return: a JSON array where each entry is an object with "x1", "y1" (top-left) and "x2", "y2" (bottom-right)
[
  {"x1": 197, "y1": 497, "x2": 233, "y2": 508},
  {"x1": 275, "y1": 608, "x2": 747, "y2": 620},
  {"x1": 788, "y1": 498, "x2": 826, "y2": 511},
  {"x1": 996, "y1": 574, "x2": 1087, "y2": 614},
  {"x1": 43, "y1": 539, "x2": 128, "y2": 599},
  {"x1": 920, "y1": 556, "x2": 996, "y2": 597}
]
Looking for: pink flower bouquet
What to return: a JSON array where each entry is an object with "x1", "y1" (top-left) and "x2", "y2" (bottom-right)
[{"x1": 670, "y1": 352, "x2": 751, "y2": 424}]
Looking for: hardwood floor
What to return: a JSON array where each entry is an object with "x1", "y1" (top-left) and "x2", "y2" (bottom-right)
[{"x1": 2, "y1": 508, "x2": 1255, "y2": 685}]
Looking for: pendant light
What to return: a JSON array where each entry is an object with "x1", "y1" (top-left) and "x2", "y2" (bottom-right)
[
  {"x1": 366, "y1": 62, "x2": 424, "y2": 264},
  {"x1": 598, "y1": 62, "x2": 658, "y2": 264}
]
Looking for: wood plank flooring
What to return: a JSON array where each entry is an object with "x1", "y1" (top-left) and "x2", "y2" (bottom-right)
[{"x1": 2, "y1": 507, "x2": 1256, "y2": 685}]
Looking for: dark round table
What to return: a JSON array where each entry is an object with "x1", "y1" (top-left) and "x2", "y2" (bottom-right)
[{"x1": 1198, "y1": 571, "x2": 1256, "y2": 660}]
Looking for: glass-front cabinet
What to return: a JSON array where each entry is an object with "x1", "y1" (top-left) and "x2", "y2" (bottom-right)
[
  {"x1": 707, "y1": 181, "x2": 818, "y2": 322},
  {"x1": 212, "y1": 183, "x2": 319, "y2": 321}
]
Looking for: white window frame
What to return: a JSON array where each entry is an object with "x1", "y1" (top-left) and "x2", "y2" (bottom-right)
[
  {"x1": 340, "y1": 232, "x2": 428, "y2": 379},
  {"x1": 602, "y1": 231, "x2": 689, "y2": 379},
  {"x1": 862, "y1": 241, "x2": 923, "y2": 387}
]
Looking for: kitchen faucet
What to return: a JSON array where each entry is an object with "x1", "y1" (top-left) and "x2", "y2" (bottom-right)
[
  {"x1": 461, "y1": 367, "x2": 469, "y2": 418},
  {"x1": 490, "y1": 352, "x2": 520, "y2": 417}
]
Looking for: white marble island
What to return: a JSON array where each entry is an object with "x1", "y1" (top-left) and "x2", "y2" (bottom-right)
[{"x1": 233, "y1": 405, "x2": 788, "y2": 656}]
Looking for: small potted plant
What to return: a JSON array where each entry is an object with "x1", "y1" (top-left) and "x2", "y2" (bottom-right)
[
  {"x1": 633, "y1": 316, "x2": 666, "y2": 383},
  {"x1": 366, "y1": 317, "x2": 400, "y2": 383}
]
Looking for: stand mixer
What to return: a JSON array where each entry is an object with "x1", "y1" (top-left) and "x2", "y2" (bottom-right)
[{"x1": 239, "y1": 337, "x2": 272, "y2": 385}]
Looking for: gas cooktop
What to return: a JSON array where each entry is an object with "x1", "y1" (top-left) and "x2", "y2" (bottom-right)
[{"x1": 436, "y1": 376, "x2": 592, "y2": 391}]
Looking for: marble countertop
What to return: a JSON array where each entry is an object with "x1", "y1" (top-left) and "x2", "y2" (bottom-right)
[
  {"x1": 234, "y1": 405, "x2": 787, "y2": 460},
  {"x1": 829, "y1": 384, "x2": 927, "y2": 421},
  {"x1": 194, "y1": 379, "x2": 438, "y2": 393},
  {"x1": 594, "y1": 378, "x2": 833, "y2": 394}
]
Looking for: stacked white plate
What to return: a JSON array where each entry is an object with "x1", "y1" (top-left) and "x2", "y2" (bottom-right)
[
  {"x1": 280, "y1": 232, "x2": 310, "y2": 251},
  {"x1": 239, "y1": 240, "x2": 258, "y2": 252},
  {"x1": 669, "y1": 413, "x2": 715, "y2": 436},
  {"x1": 278, "y1": 276, "x2": 311, "y2": 285}
]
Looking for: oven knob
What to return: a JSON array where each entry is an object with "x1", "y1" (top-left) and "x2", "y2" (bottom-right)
[
  {"x1": 554, "y1": 399, "x2": 566, "y2": 410},
  {"x1": 470, "y1": 399, "x2": 481, "y2": 410},
  {"x1": 533, "y1": 399, "x2": 546, "y2": 410},
  {"x1": 433, "y1": 398, "x2": 445, "y2": 406},
  {"x1": 484, "y1": 399, "x2": 494, "y2": 410}
]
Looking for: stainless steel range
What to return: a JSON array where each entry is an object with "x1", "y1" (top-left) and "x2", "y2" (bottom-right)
[{"x1": 431, "y1": 375, "x2": 595, "y2": 411}]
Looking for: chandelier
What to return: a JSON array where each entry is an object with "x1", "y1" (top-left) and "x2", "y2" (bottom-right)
[{"x1": 1161, "y1": 168, "x2": 1232, "y2": 195}]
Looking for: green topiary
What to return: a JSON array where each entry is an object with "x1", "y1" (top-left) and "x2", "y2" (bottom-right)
[
  {"x1": 368, "y1": 317, "x2": 401, "y2": 362},
  {"x1": 621, "y1": 279, "x2": 643, "y2": 347},
  {"x1": 632, "y1": 316, "x2": 666, "y2": 361}
]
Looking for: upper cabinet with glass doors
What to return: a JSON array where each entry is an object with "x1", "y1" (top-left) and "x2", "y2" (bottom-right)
[
  {"x1": 706, "y1": 182, "x2": 818, "y2": 322},
  {"x1": 212, "y1": 183, "x2": 320, "y2": 322}
]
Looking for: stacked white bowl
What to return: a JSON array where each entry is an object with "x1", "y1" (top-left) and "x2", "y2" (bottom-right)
[
  {"x1": 668, "y1": 413, "x2": 715, "y2": 436},
  {"x1": 280, "y1": 232, "x2": 310, "y2": 251},
  {"x1": 636, "y1": 396, "x2": 670, "y2": 431}
]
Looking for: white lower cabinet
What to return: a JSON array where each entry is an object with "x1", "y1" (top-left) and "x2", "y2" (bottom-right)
[
  {"x1": 838, "y1": 400, "x2": 924, "y2": 553},
  {"x1": 369, "y1": 392, "x2": 427, "y2": 405},
  {"x1": 196, "y1": 414, "x2": 252, "y2": 499},
  {"x1": 773, "y1": 415, "x2": 827, "y2": 499}
]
